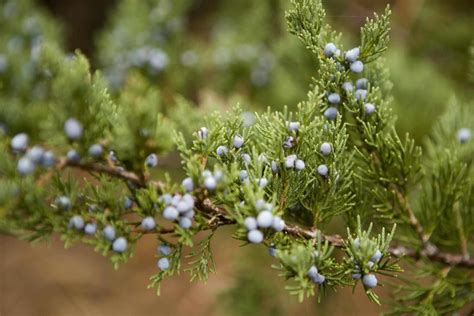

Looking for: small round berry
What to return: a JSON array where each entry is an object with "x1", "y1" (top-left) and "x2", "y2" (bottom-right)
[
  {"x1": 84, "y1": 223, "x2": 97, "y2": 235},
  {"x1": 272, "y1": 216, "x2": 285, "y2": 232},
  {"x1": 324, "y1": 107, "x2": 338, "y2": 120},
  {"x1": 364, "y1": 103, "x2": 376, "y2": 115},
  {"x1": 271, "y1": 161, "x2": 279, "y2": 174},
  {"x1": 27, "y1": 146, "x2": 44, "y2": 163},
  {"x1": 141, "y1": 216, "x2": 156, "y2": 230},
  {"x1": 324, "y1": 43, "x2": 337, "y2": 57},
  {"x1": 177, "y1": 200, "x2": 191, "y2": 213},
  {"x1": 370, "y1": 249, "x2": 382, "y2": 263},
  {"x1": 103, "y1": 225, "x2": 116, "y2": 241},
  {"x1": 241, "y1": 153, "x2": 251, "y2": 165},
  {"x1": 159, "y1": 194, "x2": 173, "y2": 205},
  {"x1": 342, "y1": 81, "x2": 353, "y2": 92},
  {"x1": 457, "y1": 128, "x2": 471, "y2": 144},
  {"x1": 108, "y1": 150, "x2": 117, "y2": 162},
  {"x1": 283, "y1": 136, "x2": 295, "y2": 149},
  {"x1": 356, "y1": 78, "x2": 369, "y2": 89},
  {"x1": 197, "y1": 127, "x2": 208, "y2": 140},
  {"x1": 312, "y1": 273, "x2": 326, "y2": 284},
  {"x1": 367, "y1": 261, "x2": 375, "y2": 269},
  {"x1": 352, "y1": 273, "x2": 362, "y2": 280},
  {"x1": 216, "y1": 145, "x2": 228, "y2": 157},
  {"x1": 171, "y1": 194, "x2": 182, "y2": 206},
  {"x1": 41, "y1": 151, "x2": 55, "y2": 168},
  {"x1": 183, "y1": 210, "x2": 195, "y2": 219},
  {"x1": 247, "y1": 229, "x2": 264, "y2": 244},
  {"x1": 345, "y1": 47, "x2": 360, "y2": 62},
  {"x1": 163, "y1": 206, "x2": 179, "y2": 221},
  {"x1": 112, "y1": 237, "x2": 128, "y2": 253},
  {"x1": 204, "y1": 176, "x2": 217, "y2": 190},
  {"x1": 350, "y1": 61, "x2": 364, "y2": 73},
  {"x1": 56, "y1": 196, "x2": 71, "y2": 211},
  {"x1": 362, "y1": 273, "x2": 378, "y2": 288},
  {"x1": 123, "y1": 196, "x2": 133, "y2": 209},
  {"x1": 88, "y1": 144, "x2": 103, "y2": 158},
  {"x1": 11, "y1": 133, "x2": 28, "y2": 152},
  {"x1": 145, "y1": 153, "x2": 158, "y2": 168},
  {"x1": 67, "y1": 149, "x2": 81, "y2": 163},
  {"x1": 317, "y1": 164, "x2": 329, "y2": 177},
  {"x1": 288, "y1": 121, "x2": 300, "y2": 132},
  {"x1": 257, "y1": 177, "x2": 268, "y2": 188},
  {"x1": 182, "y1": 194, "x2": 194, "y2": 206},
  {"x1": 233, "y1": 135, "x2": 244, "y2": 148},
  {"x1": 255, "y1": 199, "x2": 266, "y2": 210},
  {"x1": 285, "y1": 154, "x2": 297, "y2": 168},
  {"x1": 354, "y1": 89, "x2": 368, "y2": 101},
  {"x1": 157, "y1": 257, "x2": 170, "y2": 270},
  {"x1": 69, "y1": 215, "x2": 84, "y2": 230},
  {"x1": 158, "y1": 244, "x2": 172, "y2": 256},
  {"x1": 320, "y1": 142, "x2": 332, "y2": 156},
  {"x1": 64, "y1": 118, "x2": 83, "y2": 140},
  {"x1": 295, "y1": 159, "x2": 305, "y2": 170},
  {"x1": 17, "y1": 157, "x2": 35, "y2": 175},
  {"x1": 179, "y1": 217, "x2": 192, "y2": 229},
  {"x1": 257, "y1": 210, "x2": 273, "y2": 228},
  {"x1": 239, "y1": 170, "x2": 249, "y2": 182},
  {"x1": 182, "y1": 177, "x2": 194, "y2": 192},
  {"x1": 244, "y1": 217, "x2": 258, "y2": 230},
  {"x1": 327, "y1": 93, "x2": 341, "y2": 104},
  {"x1": 307, "y1": 265, "x2": 318, "y2": 279}
]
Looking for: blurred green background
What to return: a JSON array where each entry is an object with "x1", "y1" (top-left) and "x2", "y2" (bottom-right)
[{"x1": 1, "y1": 0, "x2": 473, "y2": 315}]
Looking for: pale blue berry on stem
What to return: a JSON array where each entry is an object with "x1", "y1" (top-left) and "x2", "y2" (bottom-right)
[
  {"x1": 288, "y1": 121, "x2": 300, "y2": 132},
  {"x1": 284, "y1": 154, "x2": 297, "y2": 168},
  {"x1": 204, "y1": 176, "x2": 217, "y2": 190},
  {"x1": 356, "y1": 78, "x2": 369, "y2": 89},
  {"x1": 362, "y1": 273, "x2": 378, "y2": 288},
  {"x1": 163, "y1": 206, "x2": 179, "y2": 221},
  {"x1": 320, "y1": 142, "x2": 332, "y2": 156},
  {"x1": 271, "y1": 161, "x2": 279, "y2": 174},
  {"x1": 364, "y1": 103, "x2": 376, "y2": 114},
  {"x1": 324, "y1": 43, "x2": 337, "y2": 57},
  {"x1": 295, "y1": 159, "x2": 305, "y2": 170},
  {"x1": 157, "y1": 257, "x2": 170, "y2": 270},
  {"x1": 324, "y1": 107, "x2": 338, "y2": 120},
  {"x1": 233, "y1": 135, "x2": 244, "y2": 148},
  {"x1": 141, "y1": 216, "x2": 156, "y2": 230},
  {"x1": 328, "y1": 93, "x2": 341, "y2": 104},
  {"x1": 103, "y1": 225, "x2": 116, "y2": 241},
  {"x1": 350, "y1": 61, "x2": 364, "y2": 73},
  {"x1": 17, "y1": 157, "x2": 35, "y2": 175},
  {"x1": 67, "y1": 149, "x2": 81, "y2": 163},
  {"x1": 112, "y1": 237, "x2": 128, "y2": 253},
  {"x1": 239, "y1": 170, "x2": 249, "y2": 182},
  {"x1": 179, "y1": 217, "x2": 192, "y2": 229},
  {"x1": 370, "y1": 249, "x2": 382, "y2": 263},
  {"x1": 64, "y1": 118, "x2": 83, "y2": 140},
  {"x1": 317, "y1": 164, "x2": 329, "y2": 177},
  {"x1": 307, "y1": 265, "x2": 318, "y2": 279},
  {"x1": 247, "y1": 229, "x2": 264, "y2": 244},
  {"x1": 244, "y1": 216, "x2": 257, "y2": 230},
  {"x1": 312, "y1": 273, "x2": 326, "y2": 284},
  {"x1": 257, "y1": 211, "x2": 273, "y2": 228},
  {"x1": 354, "y1": 89, "x2": 368, "y2": 101},
  {"x1": 56, "y1": 196, "x2": 71, "y2": 211},
  {"x1": 182, "y1": 177, "x2": 194, "y2": 192},
  {"x1": 345, "y1": 47, "x2": 360, "y2": 62},
  {"x1": 352, "y1": 273, "x2": 362, "y2": 280},
  {"x1": 11, "y1": 133, "x2": 28, "y2": 152},
  {"x1": 283, "y1": 136, "x2": 295, "y2": 149},
  {"x1": 158, "y1": 244, "x2": 171, "y2": 256},
  {"x1": 41, "y1": 151, "x2": 55, "y2": 168},
  {"x1": 457, "y1": 128, "x2": 471, "y2": 144},
  {"x1": 268, "y1": 246, "x2": 277, "y2": 257},
  {"x1": 145, "y1": 153, "x2": 158, "y2": 168},
  {"x1": 27, "y1": 146, "x2": 44, "y2": 163},
  {"x1": 124, "y1": 196, "x2": 133, "y2": 209},
  {"x1": 216, "y1": 145, "x2": 228, "y2": 157},
  {"x1": 69, "y1": 215, "x2": 84, "y2": 230},
  {"x1": 342, "y1": 81, "x2": 353, "y2": 92},
  {"x1": 88, "y1": 144, "x2": 103, "y2": 158},
  {"x1": 257, "y1": 177, "x2": 268, "y2": 188},
  {"x1": 84, "y1": 223, "x2": 97, "y2": 235},
  {"x1": 272, "y1": 216, "x2": 285, "y2": 232},
  {"x1": 197, "y1": 127, "x2": 208, "y2": 140}
]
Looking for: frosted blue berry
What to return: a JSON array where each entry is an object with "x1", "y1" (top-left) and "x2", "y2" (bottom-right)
[
  {"x1": 241, "y1": 153, "x2": 251, "y2": 165},
  {"x1": 204, "y1": 176, "x2": 217, "y2": 190},
  {"x1": 345, "y1": 47, "x2": 360, "y2": 62},
  {"x1": 295, "y1": 159, "x2": 305, "y2": 170},
  {"x1": 213, "y1": 170, "x2": 224, "y2": 181},
  {"x1": 288, "y1": 121, "x2": 300, "y2": 132},
  {"x1": 285, "y1": 154, "x2": 297, "y2": 168},
  {"x1": 124, "y1": 196, "x2": 133, "y2": 209},
  {"x1": 255, "y1": 199, "x2": 266, "y2": 210},
  {"x1": 244, "y1": 216, "x2": 257, "y2": 230},
  {"x1": 257, "y1": 177, "x2": 268, "y2": 188},
  {"x1": 247, "y1": 229, "x2": 264, "y2": 244},
  {"x1": 69, "y1": 215, "x2": 84, "y2": 230},
  {"x1": 233, "y1": 135, "x2": 244, "y2": 148},
  {"x1": 352, "y1": 273, "x2": 362, "y2": 280},
  {"x1": 367, "y1": 261, "x2": 375, "y2": 269},
  {"x1": 324, "y1": 107, "x2": 338, "y2": 120},
  {"x1": 356, "y1": 78, "x2": 369, "y2": 89},
  {"x1": 17, "y1": 157, "x2": 35, "y2": 175},
  {"x1": 179, "y1": 217, "x2": 192, "y2": 229},
  {"x1": 108, "y1": 150, "x2": 117, "y2": 162},
  {"x1": 324, "y1": 43, "x2": 337, "y2": 57},
  {"x1": 457, "y1": 128, "x2": 471, "y2": 144},
  {"x1": 26, "y1": 146, "x2": 44, "y2": 163},
  {"x1": 271, "y1": 160, "x2": 279, "y2": 173},
  {"x1": 88, "y1": 144, "x2": 103, "y2": 158},
  {"x1": 317, "y1": 164, "x2": 329, "y2": 176},
  {"x1": 364, "y1": 103, "x2": 376, "y2": 115},
  {"x1": 342, "y1": 81, "x2": 353, "y2": 92},
  {"x1": 272, "y1": 216, "x2": 285, "y2": 232},
  {"x1": 283, "y1": 136, "x2": 295, "y2": 149},
  {"x1": 11, "y1": 133, "x2": 28, "y2": 152},
  {"x1": 41, "y1": 151, "x2": 55, "y2": 168},
  {"x1": 158, "y1": 244, "x2": 172, "y2": 256},
  {"x1": 197, "y1": 127, "x2": 208, "y2": 140},
  {"x1": 312, "y1": 273, "x2": 326, "y2": 284},
  {"x1": 141, "y1": 216, "x2": 156, "y2": 230},
  {"x1": 354, "y1": 89, "x2": 367, "y2": 101},
  {"x1": 171, "y1": 194, "x2": 182, "y2": 206},
  {"x1": 307, "y1": 266, "x2": 318, "y2": 279},
  {"x1": 177, "y1": 200, "x2": 191, "y2": 213},
  {"x1": 257, "y1": 210, "x2": 273, "y2": 228},
  {"x1": 64, "y1": 118, "x2": 83, "y2": 140},
  {"x1": 216, "y1": 146, "x2": 228, "y2": 157},
  {"x1": 182, "y1": 177, "x2": 194, "y2": 192},
  {"x1": 350, "y1": 61, "x2": 364, "y2": 73},
  {"x1": 159, "y1": 194, "x2": 173, "y2": 205},
  {"x1": 157, "y1": 257, "x2": 170, "y2": 270},
  {"x1": 239, "y1": 170, "x2": 249, "y2": 182},
  {"x1": 320, "y1": 142, "x2": 332, "y2": 156},
  {"x1": 67, "y1": 149, "x2": 81, "y2": 163},
  {"x1": 84, "y1": 223, "x2": 97, "y2": 235},
  {"x1": 182, "y1": 194, "x2": 195, "y2": 207},
  {"x1": 327, "y1": 93, "x2": 341, "y2": 104},
  {"x1": 163, "y1": 206, "x2": 179, "y2": 221},
  {"x1": 103, "y1": 225, "x2": 116, "y2": 241},
  {"x1": 362, "y1": 273, "x2": 378, "y2": 288},
  {"x1": 370, "y1": 249, "x2": 382, "y2": 263},
  {"x1": 183, "y1": 210, "x2": 195, "y2": 219},
  {"x1": 112, "y1": 237, "x2": 128, "y2": 253},
  {"x1": 56, "y1": 196, "x2": 71, "y2": 211},
  {"x1": 145, "y1": 153, "x2": 158, "y2": 167}
]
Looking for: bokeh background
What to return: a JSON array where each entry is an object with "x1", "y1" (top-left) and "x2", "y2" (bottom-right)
[{"x1": 1, "y1": 0, "x2": 473, "y2": 315}]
